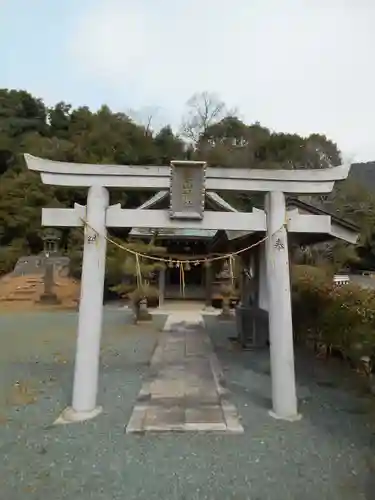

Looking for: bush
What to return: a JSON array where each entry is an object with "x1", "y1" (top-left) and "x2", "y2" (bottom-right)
[
  {"x1": 0, "y1": 239, "x2": 28, "y2": 276},
  {"x1": 292, "y1": 265, "x2": 375, "y2": 365},
  {"x1": 129, "y1": 284, "x2": 159, "y2": 307}
]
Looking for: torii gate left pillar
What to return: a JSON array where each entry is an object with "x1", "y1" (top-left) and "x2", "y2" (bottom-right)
[
  {"x1": 36, "y1": 185, "x2": 110, "y2": 423},
  {"x1": 70, "y1": 186, "x2": 109, "y2": 421}
]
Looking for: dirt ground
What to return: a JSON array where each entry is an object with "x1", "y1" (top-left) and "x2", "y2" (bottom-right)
[{"x1": 0, "y1": 273, "x2": 80, "y2": 312}]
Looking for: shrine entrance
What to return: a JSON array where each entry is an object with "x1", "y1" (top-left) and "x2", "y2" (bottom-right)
[
  {"x1": 166, "y1": 263, "x2": 204, "y2": 300},
  {"x1": 25, "y1": 154, "x2": 357, "y2": 425}
]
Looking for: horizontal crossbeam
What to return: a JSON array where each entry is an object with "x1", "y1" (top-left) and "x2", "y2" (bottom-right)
[
  {"x1": 37, "y1": 174, "x2": 336, "y2": 193},
  {"x1": 41, "y1": 206, "x2": 358, "y2": 244},
  {"x1": 42, "y1": 204, "x2": 85, "y2": 227},
  {"x1": 286, "y1": 210, "x2": 359, "y2": 243},
  {"x1": 106, "y1": 207, "x2": 267, "y2": 231},
  {"x1": 42, "y1": 206, "x2": 266, "y2": 231},
  {"x1": 286, "y1": 212, "x2": 331, "y2": 233},
  {"x1": 208, "y1": 178, "x2": 336, "y2": 194}
]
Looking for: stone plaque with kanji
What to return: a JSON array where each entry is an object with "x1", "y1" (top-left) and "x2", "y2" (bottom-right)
[{"x1": 169, "y1": 161, "x2": 206, "y2": 219}]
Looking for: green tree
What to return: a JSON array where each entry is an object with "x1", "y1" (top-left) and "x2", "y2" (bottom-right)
[
  {"x1": 48, "y1": 102, "x2": 72, "y2": 139},
  {"x1": 111, "y1": 240, "x2": 166, "y2": 321},
  {"x1": 154, "y1": 126, "x2": 185, "y2": 163}
]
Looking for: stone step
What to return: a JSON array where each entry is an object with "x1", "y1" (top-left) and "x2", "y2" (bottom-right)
[
  {"x1": 13, "y1": 289, "x2": 36, "y2": 296},
  {"x1": 1, "y1": 297, "x2": 33, "y2": 302}
]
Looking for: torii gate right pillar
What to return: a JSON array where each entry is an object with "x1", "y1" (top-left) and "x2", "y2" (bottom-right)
[{"x1": 265, "y1": 191, "x2": 300, "y2": 421}]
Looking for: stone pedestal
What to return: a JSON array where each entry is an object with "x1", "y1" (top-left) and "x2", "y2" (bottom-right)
[
  {"x1": 38, "y1": 260, "x2": 61, "y2": 304},
  {"x1": 137, "y1": 298, "x2": 152, "y2": 321},
  {"x1": 38, "y1": 292, "x2": 60, "y2": 304}
]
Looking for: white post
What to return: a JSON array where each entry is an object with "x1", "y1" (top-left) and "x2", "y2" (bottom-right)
[
  {"x1": 265, "y1": 191, "x2": 300, "y2": 421},
  {"x1": 258, "y1": 243, "x2": 268, "y2": 311},
  {"x1": 61, "y1": 185, "x2": 109, "y2": 423},
  {"x1": 249, "y1": 252, "x2": 257, "y2": 305},
  {"x1": 158, "y1": 267, "x2": 166, "y2": 307}
]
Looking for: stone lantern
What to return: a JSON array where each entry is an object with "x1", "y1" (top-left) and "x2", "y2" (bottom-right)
[
  {"x1": 217, "y1": 260, "x2": 234, "y2": 318},
  {"x1": 42, "y1": 229, "x2": 61, "y2": 258}
]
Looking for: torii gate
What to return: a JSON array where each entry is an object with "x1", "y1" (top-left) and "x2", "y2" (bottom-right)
[{"x1": 24, "y1": 154, "x2": 354, "y2": 424}]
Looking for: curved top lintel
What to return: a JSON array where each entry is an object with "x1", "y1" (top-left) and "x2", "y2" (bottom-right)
[
  {"x1": 208, "y1": 164, "x2": 351, "y2": 182},
  {"x1": 24, "y1": 154, "x2": 170, "y2": 177},
  {"x1": 24, "y1": 154, "x2": 351, "y2": 183}
]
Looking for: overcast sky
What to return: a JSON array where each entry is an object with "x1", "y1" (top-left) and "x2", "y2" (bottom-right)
[{"x1": 2, "y1": 0, "x2": 375, "y2": 162}]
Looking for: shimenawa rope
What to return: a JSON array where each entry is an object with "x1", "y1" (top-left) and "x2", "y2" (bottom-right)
[
  {"x1": 80, "y1": 218, "x2": 275, "y2": 265},
  {"x1": 80, "y1": 218, "x2": 285, "y2": 297}
]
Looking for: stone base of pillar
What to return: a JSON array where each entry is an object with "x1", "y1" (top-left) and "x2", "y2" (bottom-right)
[
  {"x1": 38, "y1": 293, "x2": 61, "y2": 305},
  {"x1": 137, "y1": 314, "x2": 152, "y2": 322},
  {"x1": 268, "y1": 410, "x2": 302, "y2": 422},
  {"x1": 217, "y1": 311, "x2": 234, "y2": 321},
  {"x1": 202, "y1": 305, "x2": 215, "y2": 312},
  {"x1": 137, "y1": 299, "x2": 152, "y2": 322},
  {"x1": 54, "y1": 405, "x2": 103, "y2": 425}
]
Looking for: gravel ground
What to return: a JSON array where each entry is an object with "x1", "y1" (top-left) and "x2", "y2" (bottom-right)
[{"x1": 0, "y1": 309, "x2": 374, "y2": 500}]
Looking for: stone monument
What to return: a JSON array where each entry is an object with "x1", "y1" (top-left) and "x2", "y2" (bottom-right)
[{"x1": 37, "y1": 230, "x2": 61, "y2": 305}]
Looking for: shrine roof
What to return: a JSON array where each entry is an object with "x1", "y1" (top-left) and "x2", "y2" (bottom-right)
[
  {"x1": 129, "y1": 191, "x2": 218, "y2": 239},
  {"x1": 129, "y1": 191, "x2": 360, "y2": 245},
  {"x1": 286, "y1": 198, "x2": 359, "y2": 232}
]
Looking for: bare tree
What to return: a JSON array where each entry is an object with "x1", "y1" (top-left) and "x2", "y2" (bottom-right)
[
  {"x1": 127, "y1": 106, "x2": 161, "y2": 136},
  {"x1": 180, "y1": 91, "x2": 234, "y2": 145}
]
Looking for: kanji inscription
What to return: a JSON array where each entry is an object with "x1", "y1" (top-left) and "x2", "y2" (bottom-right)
[{"x1": 169, "y1": 161, "x2": 206, "y2": 219}]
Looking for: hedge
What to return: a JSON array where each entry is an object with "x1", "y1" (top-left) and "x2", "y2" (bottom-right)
[{"x1": 291, "y1": 265, "x2": 375, "y2": 366}]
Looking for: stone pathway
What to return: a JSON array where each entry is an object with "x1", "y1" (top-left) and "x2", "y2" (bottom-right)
[{"x1": 126, "y1": 312, "x2": 243, "y2": 433}]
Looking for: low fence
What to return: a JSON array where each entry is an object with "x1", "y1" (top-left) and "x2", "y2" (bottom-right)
[{"x1": 333, "y1": 274, "x2": 350, "y2": 286}]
